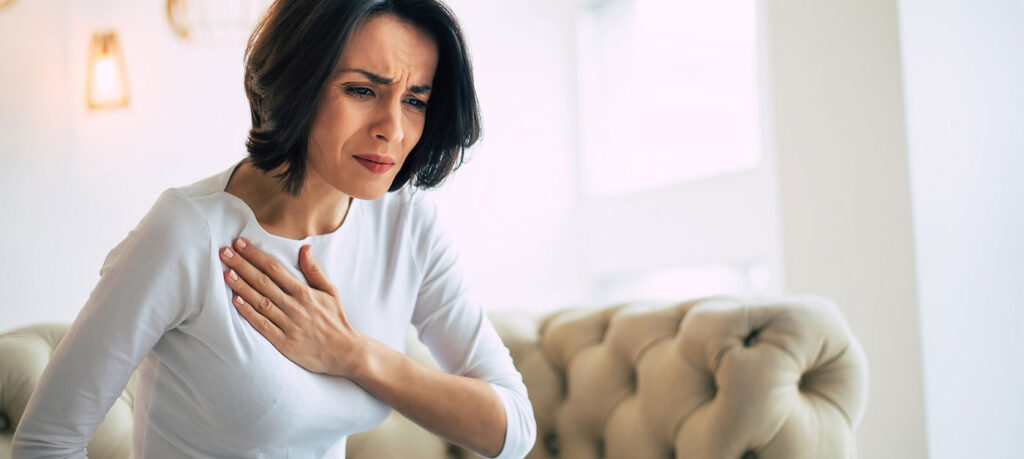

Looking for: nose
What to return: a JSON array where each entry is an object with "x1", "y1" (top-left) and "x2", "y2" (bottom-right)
[{"x1": 370, "y1": 99, "x2": 404, "y2": 144}]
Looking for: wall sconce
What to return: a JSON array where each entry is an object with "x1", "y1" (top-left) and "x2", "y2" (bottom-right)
[
  {"x1": 0, "y1": 0, "x2": 18, "y2": 11},
  {"x1": 86, "y1": 30, "x2": 130, "y2": 110},
  {"x1": 166, "y1": 0, "x2": 272, "y2": 43}
]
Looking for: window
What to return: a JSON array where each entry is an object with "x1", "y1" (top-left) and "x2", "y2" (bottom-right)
[
  {"x1": 574, "y1": 0, "x2": 781, "y2": 303},
  {"x1": 576, "y1": 0, "x2": 762, "y2": 196}
]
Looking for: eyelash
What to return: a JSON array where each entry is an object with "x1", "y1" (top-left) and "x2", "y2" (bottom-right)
[{"x1": 344, "y1": 86, "x2": 428, "y2": 111}]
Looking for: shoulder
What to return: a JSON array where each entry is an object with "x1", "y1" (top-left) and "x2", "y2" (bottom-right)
[
  {"x1": 362, "y1": 187, "x2": 443, "y2": 235},
  {"x1": 138, "y1": 188, "x2": 211, "y2": 247},
  {"x1": 114, "y1": 168, "x2": 226, "y2": 266},
  {"x1": 400, "y1": 188, "x2": 442, "y2": 228},
  {"x1": 398, "y1": 188, "x2": 447, "y2": 247},
  {"x1": 98, "y1": 187, "x2": 212, "y2": 283},
  {"x1": 361, "y1": 188, "x2": 453, "y2": 267},
  {"x1": 398, "y1": 189, "x2": 459, "y2": 271},
  {"x1": 134, "y1": 165, "x2": 236, "y2": 250}
]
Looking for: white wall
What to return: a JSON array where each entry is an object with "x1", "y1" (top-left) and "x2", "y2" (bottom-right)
[
  {"x1": 898, "y1": 1, "x2": 1024, "y2": 458},
  {"x1": 762, "y1": 1, "x2": 928, "y2": 457},
  {"x1": 1, "y1": 0, "x2": 252, "y2": 330}
]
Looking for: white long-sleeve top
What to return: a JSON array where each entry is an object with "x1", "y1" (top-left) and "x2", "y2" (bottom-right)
[{"x1": 12, "y1": 163, "x2": 535, "y2": 459}]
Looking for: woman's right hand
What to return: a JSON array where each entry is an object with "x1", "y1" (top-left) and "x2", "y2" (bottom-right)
[{"x1": 220, "y1": 238, "x2": 370, "y2": 377}]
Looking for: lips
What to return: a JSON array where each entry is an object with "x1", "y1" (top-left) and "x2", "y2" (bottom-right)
[
  {"x1": 353, "y1": 154, "x2": 395, "y2": 174},
  {"x1": 353, "y1": 154, "x2": 395, "y2": 165}
]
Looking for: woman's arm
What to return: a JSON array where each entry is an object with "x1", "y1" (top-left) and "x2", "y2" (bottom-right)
[
  {"x1": 12, "y1": 189, "x2": 210, "y2": 458},
  {"x1": 350, "y1": 332, "x2": 508, "y2": 457}
]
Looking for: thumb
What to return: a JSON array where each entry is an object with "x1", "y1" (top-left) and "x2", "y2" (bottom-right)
[{"x1": 300, "y1": 245, "x2": 335, "y2": 294}]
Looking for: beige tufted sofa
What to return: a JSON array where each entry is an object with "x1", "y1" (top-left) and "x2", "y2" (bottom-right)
[{"x1": 0, "y1": 295, "x2": 868, "y2": 459}]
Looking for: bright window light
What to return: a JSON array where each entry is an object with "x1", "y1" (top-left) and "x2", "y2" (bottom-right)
[
  {"x1": 577, "y1": 0, "x2": 762, "y2": 196},
  {"x1": 590, "y1": 260, "x2": 774, "y2": 305}
]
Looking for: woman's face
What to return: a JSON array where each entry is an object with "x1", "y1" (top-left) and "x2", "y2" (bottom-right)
[{"x1": 306, "y1": 14, "x2": 438, "y2": 200}]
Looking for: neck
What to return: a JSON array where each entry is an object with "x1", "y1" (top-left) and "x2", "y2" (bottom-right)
[{"x1": 225, "y1": 159, "x2": 353, "y2": 240}]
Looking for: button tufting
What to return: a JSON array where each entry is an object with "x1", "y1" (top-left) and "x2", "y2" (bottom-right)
[
  {"x1": 741, "y1": 450, "x2": 759, "y2": 459},
  {"x1": 743, "y1": 328, "x2": 761, "y2": 347},
  {"x1": 446, "y1": 443, "x2": 461, "y2": 459},
  {"x1": 544, "y1": 433, "x2": 560, "y2": 456}
]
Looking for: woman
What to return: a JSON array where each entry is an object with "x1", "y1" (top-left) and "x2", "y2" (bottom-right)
[{"x1": 11, "y1": 1, "x2": 535, "y2": 458}]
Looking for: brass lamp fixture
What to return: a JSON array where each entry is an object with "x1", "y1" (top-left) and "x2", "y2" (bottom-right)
[
  {"x1": 166, "y1": 0, "x2": 272, "y2": 43},
  {"x1": 166, "y1": 0, "x2": 191, "y2": 39},
  {"x1": 86, "y1": 31, "x2": 130, "y2": 110}
]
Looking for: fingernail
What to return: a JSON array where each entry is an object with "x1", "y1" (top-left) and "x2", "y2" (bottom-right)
[
  {"x1": 236, "y1": 238, "x2": 247, "y2": 249},
  {"x1": 223, "y1": 248, "x2": 234, "y2": 258},
  {"x1": 228, "y1": 269, "x2": 238, "y2": 281},
  {"x1": 235, "y1": 296, "x2": 244, "y2": 305}
]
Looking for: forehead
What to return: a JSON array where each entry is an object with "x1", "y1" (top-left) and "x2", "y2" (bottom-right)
[{"x1": 335, "y1": 14, "x2": 438, "y2": 82}]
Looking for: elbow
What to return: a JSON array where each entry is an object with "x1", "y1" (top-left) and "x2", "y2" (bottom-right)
[
  {"x1": 487, "y1": 415, "x2": 536, "y2": 459},
  {"x1": 11, "y1": 436, "x2": 39, "y2": 459},
  {"x1": 516, "y1": 411, "x2": 538, "y2": 459},
  {"x1": 486, "y1": 386, "x2": 537, "y2": 459},
  {"x1": 11, "y1": 430, "x2": 87, "y2": 459},
  {"x1": 11, "y1": 430, "x2": 37, "y2": 459},
  {"x1": 513, "y1": 405, "x2": 538, "y2": 458}
]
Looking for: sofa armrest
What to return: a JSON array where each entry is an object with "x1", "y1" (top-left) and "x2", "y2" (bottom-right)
[{"x1": 0, "y1": 323, "x2": 135, "y2": 459}]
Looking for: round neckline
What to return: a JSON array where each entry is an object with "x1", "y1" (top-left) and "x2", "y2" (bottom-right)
[{"x1": 217, "y1": 161, "x2": 358, "y2": 244}]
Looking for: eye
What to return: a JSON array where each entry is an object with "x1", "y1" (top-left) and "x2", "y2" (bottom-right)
[
  {"x1": 405, "y1": 98, "x2": 428, "y2": 111},
  {"x1": 345, "y1": 86, "x2": 375, "y2": 99}
]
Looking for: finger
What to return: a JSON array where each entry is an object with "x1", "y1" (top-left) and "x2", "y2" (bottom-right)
[
  {"x1": 224, "y1": 268, "x2": 295, "y2": 334},
  {"x1": 232, "y1": 238, "x2": 306, "y2": 296},
  {"x1": 231, "y1": 291, "x2": 289, "y2": 347},
  {"x1": 300, "y1": 245, "x2": 336, "y2": 294},
  {"x1": 220, "y1": 245, "x2": 290, "y2": 306}
]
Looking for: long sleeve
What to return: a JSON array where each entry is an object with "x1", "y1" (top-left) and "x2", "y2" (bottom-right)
[
  {"x1": 409, "y1": 197, "x2": 536, "y2": 459},
  {"x1": 11, "y1": 189, "x2": 212, "y2": 458}
]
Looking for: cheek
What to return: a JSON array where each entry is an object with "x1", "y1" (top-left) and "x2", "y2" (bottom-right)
[
  {"x1": 308, "y1": 129, "x2": 336, "y2": 171},
  {"x1": 309, "y1": 105, "x2": 356, "y2": 162},
  {"x1": 307, "y1": 130, "x2": 353, "y2": 183}
]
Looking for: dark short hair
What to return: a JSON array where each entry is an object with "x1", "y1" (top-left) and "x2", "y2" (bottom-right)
[{"x1": 243, "y1": 0, "x2": 481, "y2": 195}]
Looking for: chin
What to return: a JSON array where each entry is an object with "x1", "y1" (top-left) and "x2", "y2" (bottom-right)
[{"x1": 314, "y1": 166, "x2": 396, "y2": 200}]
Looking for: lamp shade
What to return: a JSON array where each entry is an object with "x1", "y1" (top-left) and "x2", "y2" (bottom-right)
[{"x1": 86, "y1": 30, "x2": 130, "y2": 110}]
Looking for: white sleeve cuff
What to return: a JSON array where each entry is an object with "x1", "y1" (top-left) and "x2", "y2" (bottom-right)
[{"x1": 482, "y1": 382, "x2": 536, "y2": 459}]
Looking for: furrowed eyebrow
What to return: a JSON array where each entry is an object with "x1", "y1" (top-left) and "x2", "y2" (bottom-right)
[
  {"x1": 341, "y1": 68, "x2": 392, "y2": 85},
  {"x1": 339, "y1": 68, "x2": 431, "y2": 94}
]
